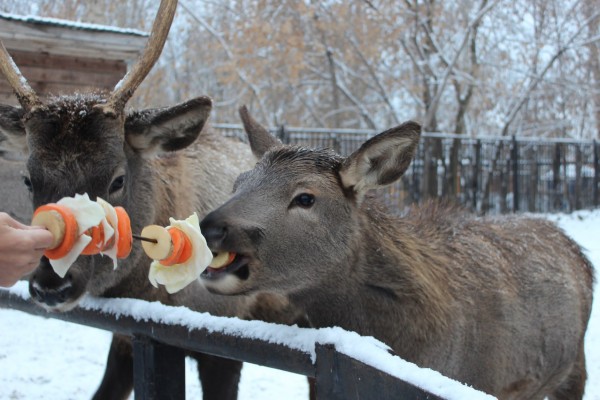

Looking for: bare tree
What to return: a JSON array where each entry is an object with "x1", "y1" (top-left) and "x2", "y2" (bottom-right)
[{"x1": 2, "y1": 0, "x2": 599, "y2": 141}]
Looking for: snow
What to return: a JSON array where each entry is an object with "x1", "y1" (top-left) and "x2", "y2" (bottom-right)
[
  {"x1": 0, "y1": 12, "x2": 148, "y2": 36},
  {"x1": 1, "y1": 209, "x2": 600, "y2": 399},
  {"x1": 1, "y1": 282, "x2": 490, "y2": 400}
]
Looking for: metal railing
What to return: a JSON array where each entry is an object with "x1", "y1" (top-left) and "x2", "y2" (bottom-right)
[{"x1": 0, "y1": 285, "x2": 493, "y2": 400}]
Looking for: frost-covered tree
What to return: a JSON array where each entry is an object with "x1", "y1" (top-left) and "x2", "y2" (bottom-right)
[{"x1": 1, "y1": 0, "x2": 599, "y2": 138}]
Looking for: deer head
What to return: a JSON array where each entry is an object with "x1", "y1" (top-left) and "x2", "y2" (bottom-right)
[
  {"x1": 0, "y1": 0, "x2": 212, "y2": 311},
  {"x1": 199, "y1": 107, "x2": 421, "y2": 296}
]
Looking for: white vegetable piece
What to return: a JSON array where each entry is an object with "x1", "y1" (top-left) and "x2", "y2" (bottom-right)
[
  {"x1": 96, "y1": 197, "x2": 118, "y2": 270},
  {"x1": 147, "y1": 212, "x2": 213, "y2": 294},
  {"x1": 49, "y1": 194, "x2": 106, "y2": 278}
]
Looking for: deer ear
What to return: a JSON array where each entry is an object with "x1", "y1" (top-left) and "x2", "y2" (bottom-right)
[
  {"x1": 339, "y1": 121, "x2": 421, "y2": 200},
  {"x1": 0, "y1": 104, "x2": 28, "y2": 160},
  {"x1": 125, "y1": 96, "x2": 212, "y2": 156},
  {"x1": 239, "y1": 105, "x2": 281, "y2": 158}
]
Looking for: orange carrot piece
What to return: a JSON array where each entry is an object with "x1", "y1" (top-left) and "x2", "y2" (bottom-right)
[
  {"x1": 115, "y1": 207, "x2": 132, "y2": 259},
  {"x1": 160, "y1": 228, "x2": 192, "y2": 266},
  {"x1": 227, "y1": 252, "x2": 236, "y2": 265},
  {"x1": 81, "y1": 224, "x2": 105, "y2": 255}
]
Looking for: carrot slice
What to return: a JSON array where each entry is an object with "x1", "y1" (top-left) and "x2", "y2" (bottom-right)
[
  {"x1": 115, "y1": 207, "x2": 132, "y2": 259},
  {"x1": 160, "y1": 228, "x2": 192, "y2": 266},
  {"x1": 33, "y1": 204, "x2": 78, "y2": 260},
  {"x1": 226, "y1": 252, "x2": 236, "y2": 265},
  {"x1": 81, "y1": 224, "x2": 105, "y2": 255}
]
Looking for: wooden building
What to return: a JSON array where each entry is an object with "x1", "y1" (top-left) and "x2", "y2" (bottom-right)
[
  {"x1": 0, "y1": 12, "x2": 147, "y2": 104},
  {"x1": 0, "y1": 13, "x2": 147, "y2": 222}
]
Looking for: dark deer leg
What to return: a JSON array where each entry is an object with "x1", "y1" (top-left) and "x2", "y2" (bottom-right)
[
  {"x1": 195, "y1": 353, "x2": 243, "y2": 400},
  {"x1": 549, "y1": 346, "x2": 587, "y2": 400},
  {"x1": 92, "y1": 334, "x2": 133, "y2": 400},
  {"x1": 245, "y1": 292, "x2": 315, "y2": 400}
]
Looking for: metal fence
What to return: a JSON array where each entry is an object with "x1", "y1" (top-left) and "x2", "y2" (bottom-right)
[
  {"x1": 215, "y1": 123, "x2": 600, "y2": 215},
  {"x1": 0, "y1": 287, "x2": 494, "y2": 400}
]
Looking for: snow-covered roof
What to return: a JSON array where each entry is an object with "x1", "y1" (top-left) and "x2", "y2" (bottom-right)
[
  {"x1": 0, "y1": 12, "x2": 148, "y2": 60},
  {"x1": 0, "y1": 12, "x2": 148, "y2": 37}
]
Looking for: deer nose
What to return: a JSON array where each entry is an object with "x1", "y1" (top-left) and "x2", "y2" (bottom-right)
[
  {"x1": 29, "y1": 276, "x2": 74, "y2": 307},
  {"x1": 28, "y1": 259, "x2": 75, "y2": 307},
  {"x1": 200, "y1": 212, "x2": 228, "y2": 249}
]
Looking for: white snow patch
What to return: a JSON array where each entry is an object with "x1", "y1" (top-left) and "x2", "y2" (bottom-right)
[{"x1": 0, "y1": 12, "x2": 147, "y2": 36}]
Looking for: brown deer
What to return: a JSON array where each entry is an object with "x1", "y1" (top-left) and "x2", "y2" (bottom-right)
[
  {"x1": 0, "y1": 1, "x2": 255, "y2": 399},
  {"x1": 199, "y1": 107, "x2": 594, "y2": 400}
]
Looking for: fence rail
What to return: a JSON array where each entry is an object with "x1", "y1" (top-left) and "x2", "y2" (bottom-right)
[
  {"x1": 0, "y1": 285, "x2": 493, "y2": 400},
  {"x1": 215, "y1": 123, "x2": 599, "y2": 214}
]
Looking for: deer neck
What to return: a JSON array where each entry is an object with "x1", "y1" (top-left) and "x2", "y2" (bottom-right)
[{"x1": 289, "y1": 206, "x2": 455, "y2": 357}]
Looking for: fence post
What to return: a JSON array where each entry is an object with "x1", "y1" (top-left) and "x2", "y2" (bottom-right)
[
  {"x1": 594, "y1": 140, "x2": 599, "y2": 208},
  {"x1": 552, "y1": 143, "x2": 562, "y2": 211},
  {"x1": 314, "y1": 344, "x2": 443, "y2": 400},
  {"x1": 277, "y1": 124, "x2": 290, "y2": 144},
  {"x1": 575, "y1": 144, "x2": 583, "y2": 210},
  {"x1": 331, "y1": 132, "x2": 341, "y2": 154},
  {"x1": 133, "y1": 335, "x2": 186, "y2": 400},
  {"x1": 511, "y1": 135, "x2": 519, "y2": 212},
  {"x1": 472, "y1": 139, "x2": 481, "y2": 211}
]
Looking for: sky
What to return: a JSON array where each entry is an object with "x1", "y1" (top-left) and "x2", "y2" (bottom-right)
[{"x1": 0, "y1": 209, "x2": 599, "y2": 399}]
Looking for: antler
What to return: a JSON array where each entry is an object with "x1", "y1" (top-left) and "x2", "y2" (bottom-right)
[
  {"x1": 0, "y1": 41, "x2": 43, "y2": 111},
  {"x1": 100, "y1": 0, "x2": 178, "y2": 115}
]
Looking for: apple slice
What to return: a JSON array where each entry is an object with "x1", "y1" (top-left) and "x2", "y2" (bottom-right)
[
  {"x1": 31, "y1": 209, "x2": 67, "y2": 250},
  {"x1": 140, "y1": 225, "x2": 173, "y2": 261},
  {"x1": 209, "y1": 251, "x2": 236, "y2": 269}
]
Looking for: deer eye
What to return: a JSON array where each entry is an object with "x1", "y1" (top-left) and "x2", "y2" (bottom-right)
[
  {"x1": 109, "y1": 175, "x2": 126, "y2": 194},
  {"x1": 292, "y1": 193, "x2": 315, "y2": 208},
  {"x1": 23, "y1": 176, "x2": 33, "y2": 192}
]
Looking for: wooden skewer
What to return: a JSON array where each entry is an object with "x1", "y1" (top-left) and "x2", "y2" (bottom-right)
[{"x1": 132, "y1": 234, "x2": 158, "y2": 244}]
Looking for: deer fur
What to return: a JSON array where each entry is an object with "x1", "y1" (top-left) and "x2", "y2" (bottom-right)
[
  {"x1": 199, "y1": 108, "x2": 594, "y2": 400},
  {"x1": 0, "y1": 1, "x2": 259, "y2": 397},
  {"x1": 0, "y1": 95, "x2": 256, "y2": 400}
]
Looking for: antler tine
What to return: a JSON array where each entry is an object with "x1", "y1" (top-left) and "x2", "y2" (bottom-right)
[
  {"x1": 101, "y1": 0, "x2": 178, "y2": 115},
  {"x1": 0, "y1": 40, "x2": 43, "y2": 112}
]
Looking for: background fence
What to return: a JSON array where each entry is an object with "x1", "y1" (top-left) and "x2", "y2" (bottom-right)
[{"x1": 216, "y1": 123, "x2": 600, "y2": 215}]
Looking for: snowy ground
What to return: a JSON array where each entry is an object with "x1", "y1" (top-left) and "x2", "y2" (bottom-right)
[{"x1": 0, "y1": 209, "x2": 599, "y2": 399}]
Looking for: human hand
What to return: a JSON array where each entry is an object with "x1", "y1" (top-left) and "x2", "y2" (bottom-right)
[{"x1": 0, "y1": 212, "x2": 54, "y2": 287}]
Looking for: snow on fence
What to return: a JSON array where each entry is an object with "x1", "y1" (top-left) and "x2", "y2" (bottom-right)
[
  {"x1": 215, "y1": 123, "x2": 600, "y2": 215},
  {"x1": 0, "y1": 282, "x2": 494, "y2": 400}
]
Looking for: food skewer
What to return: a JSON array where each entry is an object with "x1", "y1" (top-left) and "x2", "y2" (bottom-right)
[
  {"x1": 132, "y1": 234, "x2": 158, "y2": 244},
  {"x1": 32, "y1": 203, "x2": 132, "y2": 260},
  {"x1": 32, "y1": 203, "x2": 194, "y2": 267},
  {"x1": 140, "y1": 225, "x2": 193, "y2": 266},
  {"x1": 33, "y1": 196, "x2": 225, "y2": 293}
]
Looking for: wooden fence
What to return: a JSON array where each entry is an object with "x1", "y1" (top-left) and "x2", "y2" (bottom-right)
[
  {"x1": 0, "y1": 286, "x2": 493, "y2": 400},
  {"x1": 215, "y1": 123, "x2": 599, "y2": 215}
]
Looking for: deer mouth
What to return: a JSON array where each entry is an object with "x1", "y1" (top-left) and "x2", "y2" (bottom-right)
[{"x1": 201, "y1": 251, "x2": 250, "y2": 281}]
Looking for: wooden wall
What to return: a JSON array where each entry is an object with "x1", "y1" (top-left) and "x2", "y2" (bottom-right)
[{"x1": 0, "y1": 50, "x2": 126, "y2": 105}]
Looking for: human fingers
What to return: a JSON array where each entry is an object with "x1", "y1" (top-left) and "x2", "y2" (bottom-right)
[
  {"x1": 0, "y1": 212, "x2": 29, "y2": 230},
  {"x1": 27, "y1": 228, "x2": 55, "y2": 250},
  {"x1": 8, "y1": 227, "x2": 54, "y2": 252}
]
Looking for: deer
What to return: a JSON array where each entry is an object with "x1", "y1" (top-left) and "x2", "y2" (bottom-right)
[
  {"x1": 0, "y1": 1, "x2": 256, "y2": 399},
  {"x1": 198, "y1": 107, "x2": 595, "y2": 400}
]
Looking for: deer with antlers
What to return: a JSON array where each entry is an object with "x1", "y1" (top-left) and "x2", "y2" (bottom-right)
[{"x1": 0, "y1": 1, "x2": 254, "y2": 399}]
